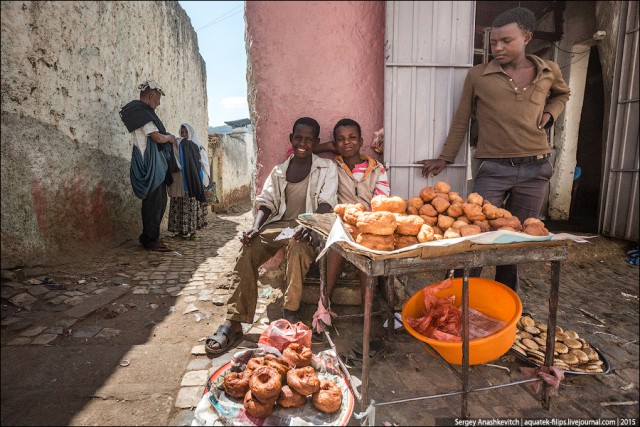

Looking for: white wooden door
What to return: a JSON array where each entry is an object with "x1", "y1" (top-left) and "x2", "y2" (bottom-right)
[{"x1": 384, "y1": 1, "x2": 476, "y2": 199}]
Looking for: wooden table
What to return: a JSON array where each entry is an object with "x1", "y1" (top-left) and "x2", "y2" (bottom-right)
[{"x1": 300, "y1": 214, "x2": 571, "y2": 419}]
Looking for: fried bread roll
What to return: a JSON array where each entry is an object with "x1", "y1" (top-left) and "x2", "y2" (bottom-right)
[
  {"x1": 451, "y1": 220, "x2": 468, "y2": 231},
  {"x1": 394, "y1": 234, "x2": 419, "y2": 249},
  {"x1": 394, "y1": 214, "x2": 424, "y2": 235},
  {"x1": 489, "y1": 217, "x2": 522, "y2": 231},
  {"x1": 523, "y1": 218, "x2": 545, "y2": 228},
  {"x1": 419, "y1": 203, "x2": 438, "y2": 217},
  {"x1": 417, "y1": 224, "x2": 434, "y2": 243},
  {"x1": 498, "y1": 208, "x2": 512, "y2": 219},
  {"x1": 334, "y1": 203, "x2": 365, "y2": 218},
  {"x1": 406, "y1": 205, "x2": 420, "y2": 215},
  {"x1": 482, "y1": 203, "x2": 502, "y2": 220},
  {"x1": 448, "y1": 192, "x2": 464, "y2": 204},
  {"x1": 434, "y1": 181, "x2": 451, "y2": 193},
  {"x1": 420, "y1": 215, "x2": 438, "y2": 226},
  {"x1": 431, "y1": 197, "x2": 450, "y2": 214},
  {"x1": 446, "y1": 203, "x2": 464, "y2": 218},
  {"x1": 474, "y1": 220, "x2": 491, "y2": 233},
  {"x1": 343, "y1": 205, "x2": 366, "y2": 226},
  {"x1": 444, "y1": 228, "x2": 461, "y2": 239},
  {"x1": 343, "y1": 223, "x2": 361, "y2": 241},
  {"x1": 371, "y1": 195, "x2": 406, "y2": 213},
  {"x1": 431, "y1": 226, "x2": 443, "y2": 236},
  {"x1": 356, "y1": 233, "x2": 395, "y2": 251},
  {"x1": 459, "y1": 224, "x2": 482, "y2": 236},
  {"x1": 523, "y1": 224, "x2": 549, "y2": 236},
  {"x1": 407, "y1": 197, "x2": 424, "y2": 210},
  {"x1": 419, "y1": 186, "x2": 437, "y2": 202},
  {"x1": 356, "y1": 211, "x2": 396, "y2": 235},
  {"x1": 437, "y1": 214, "x2": 455, "y2": 230},
  {"x1": 462, "y1": 203, "x2": 485, "y2": 222},
  {"x1": 467, "y1": 192, "x2": 484, "y2": 206}
]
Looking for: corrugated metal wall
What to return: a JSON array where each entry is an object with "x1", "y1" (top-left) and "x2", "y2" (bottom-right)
[
  {"x1": 384, "y1": 1, "x2": 476, "y2": 199},
  {"x1": 599, "y1": 1, "x2": 639, "y2": 241}
]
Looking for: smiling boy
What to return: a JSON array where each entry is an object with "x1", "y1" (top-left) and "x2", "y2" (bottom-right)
[{"x1": 205, "y1": 117, "x2": 338, "y2": 356}]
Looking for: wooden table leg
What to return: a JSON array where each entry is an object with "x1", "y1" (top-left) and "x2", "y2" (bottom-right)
[
  {"x1": 360, "y1": 274, "x2": 375, "y2": 412},
  {"x1": 543, "y1": 260, "x2": 561, "y2": 409},
  {"x1": 385, "y1": 275, "x2": 395, "y2": 340},
  {"x1": 461, "y1": 269, "x2": 470, "y2": 418}
]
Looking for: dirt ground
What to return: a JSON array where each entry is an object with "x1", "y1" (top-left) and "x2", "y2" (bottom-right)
[{"x1": 1, "y1": 208, "x2": 638, "y2": 426}]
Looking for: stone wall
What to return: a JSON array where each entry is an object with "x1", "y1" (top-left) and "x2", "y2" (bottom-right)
[
  {"x1": 0, "y1": 1, "x2": 207, "y2": 268},
  {"x1": 207, "y1": 130, "x2": 255, "y2": 210}
]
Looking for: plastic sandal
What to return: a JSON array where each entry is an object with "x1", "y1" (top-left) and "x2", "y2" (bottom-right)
[{"x1": 205, "y1": 324, "x2": 244, "y2": 357}]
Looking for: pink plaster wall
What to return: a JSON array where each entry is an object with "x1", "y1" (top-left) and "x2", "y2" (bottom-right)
[{"x1": 246, "y1": 1, "x2": 385, "y2": 192}]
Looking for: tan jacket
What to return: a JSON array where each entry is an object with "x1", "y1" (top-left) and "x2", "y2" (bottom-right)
[
  {"x1": 334, "y1": 155, "x2": 385, "y2": 210},
  {"x1": 439, "y1": 55, "x2": 571, "y2": 162},
  {"x1": 255, "y1": 154, "x2": 338, "y2": 227}
]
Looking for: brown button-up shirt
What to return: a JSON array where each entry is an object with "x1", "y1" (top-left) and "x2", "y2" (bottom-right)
[{"x1": 439, "y1": 55, "x2": 571, "y2": 162}]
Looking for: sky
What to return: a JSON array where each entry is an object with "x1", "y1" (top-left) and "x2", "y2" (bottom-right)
[{"x1": 178, "y1": 1, "x2": 248, "y2": 127}]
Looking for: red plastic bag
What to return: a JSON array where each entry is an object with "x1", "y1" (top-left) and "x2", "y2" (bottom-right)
[{"x1": 258, "y1": 319, "x2": 312, "y2": 352}]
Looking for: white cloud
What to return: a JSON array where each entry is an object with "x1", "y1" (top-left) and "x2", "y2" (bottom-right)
[{"x1": 220, "y1": 96, "x2": 247, "y2": 110}]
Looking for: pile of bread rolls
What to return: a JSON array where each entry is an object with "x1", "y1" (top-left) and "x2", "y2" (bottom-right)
[{"x1": 333, "y1": 181, "x2": 549, "y2": 251}]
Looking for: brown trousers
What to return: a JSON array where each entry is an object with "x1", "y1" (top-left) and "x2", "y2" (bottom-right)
[{"x1": 225, "y1": 220, "x2": 316, "y2": 323}]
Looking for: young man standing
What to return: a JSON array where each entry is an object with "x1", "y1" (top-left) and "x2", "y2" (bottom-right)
[
  {"x1": 415, "y1": 7, "x2": 571, "y2": 292},
  {"x1": 205, "y1": 117, "x2": 338, "y2": 356}
]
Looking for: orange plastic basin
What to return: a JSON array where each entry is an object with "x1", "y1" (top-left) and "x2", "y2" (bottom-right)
[{"x1": 401, "y1": 278, "x2": 522, "y2": 365}]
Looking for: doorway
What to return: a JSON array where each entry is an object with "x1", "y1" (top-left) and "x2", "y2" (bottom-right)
[{"x1": 569, "y1": 46, "x2": 603, "y2": 233}]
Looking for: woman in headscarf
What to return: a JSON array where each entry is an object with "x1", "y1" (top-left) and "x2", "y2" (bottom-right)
[{"x1": 167, "y1": 123, "x2": 210, "y2": 238}]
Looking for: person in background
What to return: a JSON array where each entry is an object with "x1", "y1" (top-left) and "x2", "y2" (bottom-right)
[
  {"x1": 119, "y1": 79, "x2": 177, "y2": 252},
  {"x1": 205, "y1": 117, "x2": 338, "y2": 356},
  {"x1": 167, "y1": 123, "x2": 209, "y2": 239},
  {"x1": 415, "y1": 7, "x2": 570, "y2": 292}
]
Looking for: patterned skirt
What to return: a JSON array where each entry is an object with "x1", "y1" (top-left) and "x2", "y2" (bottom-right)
[{"x1": 168, "y1": 196, "x2": 208, "y2": 236}]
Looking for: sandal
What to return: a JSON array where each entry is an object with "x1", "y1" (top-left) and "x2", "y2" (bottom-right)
[
  {"x1": 146, "y1": 243, "x2": 172, "y2": 252},
  {"x1": 205, "y1": 324, "x2": 244, "y2": 357},
  {"x1": 351, "y1": 340, "x2": 388, "y2": 361}
]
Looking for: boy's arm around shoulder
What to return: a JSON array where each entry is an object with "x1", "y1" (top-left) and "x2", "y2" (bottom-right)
[{"x1": 544, "y1": 61, "x2": 571, "y2": 122}]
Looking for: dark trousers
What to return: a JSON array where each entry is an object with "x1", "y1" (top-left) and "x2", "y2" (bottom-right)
[
  {"x1": 453, "y1": 158, "x2": 554, "y2": 292},
  {"x1": 139, "y1": 183, "x2": 167, "y2": 248}
]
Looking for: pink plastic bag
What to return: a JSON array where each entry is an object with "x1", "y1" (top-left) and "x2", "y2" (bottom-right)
[{"x1": 258, "y1": 319, "x2": 312, "y2": 352}]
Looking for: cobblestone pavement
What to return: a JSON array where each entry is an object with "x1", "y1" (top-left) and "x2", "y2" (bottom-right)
[{"x1": 1, "y1": 209, "x2": 638, "y2": 425}]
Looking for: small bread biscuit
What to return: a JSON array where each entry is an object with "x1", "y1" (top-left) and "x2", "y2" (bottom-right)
[
  {"x1": 585, "y1": 347, "x2": 599, "y2": 361},
  {"x1": 564, "y1": 330, "x2": 579, "y2": 340},
  {"x1": 526, "y1": 348, "x2": 545, "y2": 359},
  {"x1": 555, "y1": 325, "x2": 564, "y2": 334},
  {"x1": 519, "y1": 331, "x2": 533, "y2": 340},
  {"x1": 564, "y1": 338, "x2": 582, "y2": 349},
  {"x1": 555, "y1": 332, "x2": 568, "y2": 341},
  {"x1": 513, "y1": 340, "x2": 528, "y2": 351},
  {"x1": 524, "y1": 325, "x2": 541, "y2": 335},
  {"x1": 554, "y1": 342, "x2": 569, "y2": 354},
  {"x1": 535, "y1": 322, "x2": 548, "y2": 332},
  {"x1": 539, "y1": 332, "x2": 549, "y2": 341},
  {"x1": 559, "y1": 353, "x2": 580, "y2": 365},
  {"x1": 578, "y1": 338, "x2": 590, "y2": 348},
  {"x1": 533, "y1": 337, "x2": 546, "y2": 346},
  {"x1": 522, "y1": 338, "x2": 539, "y2": 350},
  {"x1": 570, "y1": 349, "x2": 589, "y2": 364},
  {"x1": 512, "y1": 346, "x2": 527, "y2": 357},
  {"x1": 521, "y1": 316, "x2": 535, "y2": 328}
]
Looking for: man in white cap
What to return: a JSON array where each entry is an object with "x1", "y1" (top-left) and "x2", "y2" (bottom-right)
[{"x1": 119, "y1": 80, "x2": 177, "y2": 252}]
